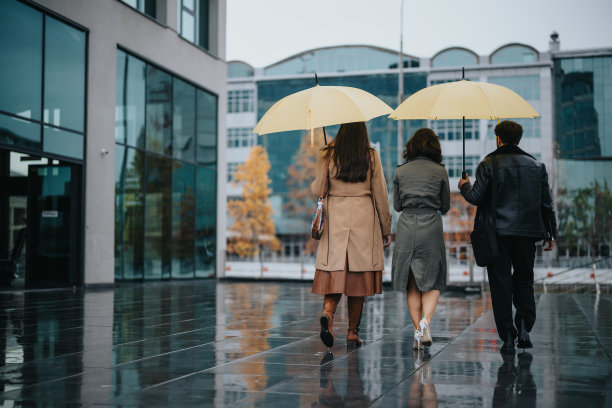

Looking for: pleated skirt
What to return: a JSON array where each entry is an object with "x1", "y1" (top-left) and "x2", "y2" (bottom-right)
[{"x1": 312, "y1": 256, "x2": 382, "y2": 297}]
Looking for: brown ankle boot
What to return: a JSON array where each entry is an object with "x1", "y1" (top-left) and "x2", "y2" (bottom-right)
[
  {"x1": 347, "y1": 296, "x2": 364, "y2": 349},
  {"x1": 320, "y1": 294, "x2": 341, "y2": 348}
]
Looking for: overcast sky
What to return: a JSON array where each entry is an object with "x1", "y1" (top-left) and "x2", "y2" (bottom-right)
[{"x1": 227, "y1": 0, "x2": 612, "y2": 67}]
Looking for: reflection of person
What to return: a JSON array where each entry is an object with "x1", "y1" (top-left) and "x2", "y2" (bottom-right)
[
  {"x1": 459, "y1": 121, "x2": 557, "y2": 353},
  {"x1": 391, "y1": 129, "x2": 450, "y2": 350},
  {"x1": 315, "y1": 351, "x2": 370, "y2": 407},
  {"x1": 311, "y1": 122, "x2": 392, "y2": 349},
  {"x1": 408, "y1": 350, "x2": 438, "y2": 408},
  {"x1": 493, "y1": 352, "x2": 536, "y2": 407}
]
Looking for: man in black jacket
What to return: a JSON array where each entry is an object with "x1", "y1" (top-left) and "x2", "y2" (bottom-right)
[{"x1": 458, "y1": 120, "x2": 557, "y2": 354}]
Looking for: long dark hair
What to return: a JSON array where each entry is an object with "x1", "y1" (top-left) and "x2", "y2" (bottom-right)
[
  {"x1": 323, "y1": 122, "x2": 372, "y2": 183},
  {"x1": 403, "y1": 128, "x2": 443, "y2": 163}
]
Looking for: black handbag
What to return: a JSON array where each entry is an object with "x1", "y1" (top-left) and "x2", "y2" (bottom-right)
[
  {"x1": 470, "y1": 157, "x2": 500, "y2": 267},
  {"x1": 311, "y1": 157, "x2": 330, "y2": 240}
]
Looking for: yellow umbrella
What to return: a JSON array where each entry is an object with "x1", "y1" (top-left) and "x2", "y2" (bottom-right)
[
  {"x1": 253, "y1": 84, "x2": 393, "y2": 146},
  {"x1": 390, "y1": 78, "x2": 540, "y2": 177},
  {"x1": 390, "y1": 79, "x2": 540, "y2": 120}
]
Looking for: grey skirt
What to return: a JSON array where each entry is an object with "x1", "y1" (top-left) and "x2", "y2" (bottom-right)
[{"x1": 391, "y1": 211, "x2": 447, "y2": 292}]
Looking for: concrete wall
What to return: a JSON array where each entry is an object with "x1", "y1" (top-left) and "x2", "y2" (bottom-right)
[{"x1": 35, "y1": 0, "x2": 227, "y2": 284}]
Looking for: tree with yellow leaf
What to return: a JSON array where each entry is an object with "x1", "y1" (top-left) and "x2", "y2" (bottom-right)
[
  {"x1": 285, "y1": 130, "x2": 324, "y2": 262},
  {"x1": 227, "y1": 146, "x2": 281, "y2": 276}
]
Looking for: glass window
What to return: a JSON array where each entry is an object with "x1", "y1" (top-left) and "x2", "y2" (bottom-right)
[
  {"x1": 432, "y1": 48, "x2": 478, "y2": 68},
  {"x1": 488, "y1": 75, "x2": 540, "y2": 101},
  {"x1": 116, "y1": 50, "x2": 146, "y2": 148},
  {"x1": 227, "y1": 162, "x2": 239, "y2": 182},
  {"x1": 443, "y1": 155, "x2": 479, "y2": 178},
  {"x1": 146, "y1": 66, "x2": 172, "y2": 155},
  {"x1": 195, "y1": 166, "x2": 216, "y2": 278},
  {"x1": 227, "y1": 127, "x2": 255, "y2": 148},
  {"x1": 120, "y1": 0, "x2": 156, "y2": 19},
  {"x1": 197, "y1": 89, "x2": 217, "y2": 165},
  {"x1": 173, "y1": 79, "x2": 196, "y2": 162},
  {"x1": 179, "y1": 0, "x2": 208, "y2": 49},
  {"x1": 172, "y1": 161, "x2": 195, "y2": 278},
  {"x1": 0, "y1": 1, "x2": 42, "y2": 120},
  {"x1": 115, "y1": 145, "x2": 144, "y2": 280},
  {"x1": 115, "y1": 49, "x2": 218, "y2": 281},
  {"x1": 228, "y1": 62, "x2": 254, "y2": 78},
  {"x1": 144, "y1": 153, "x2": 172, "y2": 280},
  {"x1": 44, "y1": 16, "x2": 86, "y2": 133},
  {"x1": 432, "y1": 119, "x2": 479, "y2": 141},
  {"x1": 227, "y1": 89, "x2": 254, "y2": 113},
  {"x1": 263, "y1": 46, "x2": 418, "y2": 76},
  {"x1": 491, "y1": 45, "x2": 538, "y2": 64},
  {"x1": 0, "y1": 113, "x2": 41, "y2": 150},
  {"x1": 43, "y1": 126, "x2": 84, "y2": 159}
]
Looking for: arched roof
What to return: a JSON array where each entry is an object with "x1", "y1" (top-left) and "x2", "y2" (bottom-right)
[
  {"x1": 263, "y1": 45, "x2": 419, "y2": 76},
  {"x1": 490, "y1": 43, "x2": 539, "y2": 64},
  {"x1": 228, "y1": 60, "x2": 254, "y2": 78},
  {"x1": 431, "y1": 47, "x2": 479, "y2": 68}
]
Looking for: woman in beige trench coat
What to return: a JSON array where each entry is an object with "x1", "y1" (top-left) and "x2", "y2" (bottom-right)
[{"x1": 311, "y1": 122, "x2": 392, "y2": 349}]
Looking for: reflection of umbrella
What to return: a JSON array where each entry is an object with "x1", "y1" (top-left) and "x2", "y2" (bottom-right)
[
  {"x1": 253, "y1": 79, "x2": 392, "y2": 146},
  {"x1": 390, "y1": 72, "x2": 540, "y2": 177}
]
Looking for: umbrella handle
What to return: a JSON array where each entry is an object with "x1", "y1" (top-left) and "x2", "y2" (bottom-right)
[{"x1": 462, "y1": 171, "x2": 468, "y2": 180}]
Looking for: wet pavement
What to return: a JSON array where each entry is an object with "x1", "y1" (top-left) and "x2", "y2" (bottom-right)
[{"x1": 0, "y1": 280, "x2": 610, "y2": 407}]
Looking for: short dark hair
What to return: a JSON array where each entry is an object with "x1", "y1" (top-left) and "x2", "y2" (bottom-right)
[
  {"x1": 495, "y1": 120, "x2": 523, "y2": 145},
  {"x1": 403, "y1": 128, "x2": 442, "y2": 163}
]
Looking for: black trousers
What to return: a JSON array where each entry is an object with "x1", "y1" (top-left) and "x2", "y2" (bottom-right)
[{"x1": 486, "y1": 235, "x2": 537, "y2": 340}]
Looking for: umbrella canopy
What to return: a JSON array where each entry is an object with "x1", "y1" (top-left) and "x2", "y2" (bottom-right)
[
  {"x1": 390, "y1": 79, "x2": 540, "y2": 177},
  {"x1": 390, "y1": 80, "x2": 540, "y2": 120},
  {"x1": 253, "y1": 85, "x2": 393, "y2": 145}
]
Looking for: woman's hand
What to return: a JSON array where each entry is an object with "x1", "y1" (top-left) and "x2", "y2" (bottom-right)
[{"x1": 383, "y1": 235, "x2": 391, "y2": 248}]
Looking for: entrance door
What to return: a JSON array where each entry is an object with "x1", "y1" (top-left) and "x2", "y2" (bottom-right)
[{"x1": 26, "y1": 165, "x2": 82, "y2": 288}]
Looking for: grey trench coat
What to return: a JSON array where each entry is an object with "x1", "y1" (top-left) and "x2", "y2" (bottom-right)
[
  {"x1": 391, "y1": 157, "x2": 450, "y2": 292},
  {"x1": 311, "y1": 149, "x2": 392, "y2": 272}
]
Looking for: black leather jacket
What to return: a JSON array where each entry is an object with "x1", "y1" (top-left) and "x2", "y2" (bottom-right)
[{"x1": 460, "y1": 145, "x2": 558, "y2": 240}]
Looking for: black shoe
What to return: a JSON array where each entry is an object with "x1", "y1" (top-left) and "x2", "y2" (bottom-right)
[
  {"x1": 517, "y1": 319, "x2": 533, "y2": 349},
  {"x1": 320, "y1": 315, "x2": 333, "y2": 348},
  {"x1": 500, "y1": 332, "x2": 515, "y2": 355}
]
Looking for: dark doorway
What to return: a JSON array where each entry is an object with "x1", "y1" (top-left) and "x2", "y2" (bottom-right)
[{"x1": 0, "y1": 149, "x2": 83, "y2": 289}]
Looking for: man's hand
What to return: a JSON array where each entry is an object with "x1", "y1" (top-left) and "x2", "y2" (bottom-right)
[
  {"x1": 458, "y1": 175, "x2": 470, "y2": 190},
  {"x1": 543, "y1": 239, "x2": 555, "y2": 251},
  {"x1": 383, "y1": 235, "x2": 391, "y2": 248}
]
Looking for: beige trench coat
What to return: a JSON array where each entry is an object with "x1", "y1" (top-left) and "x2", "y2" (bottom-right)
[{"x1": 311, "y1": 149, "x2": 392, "y2": 272}]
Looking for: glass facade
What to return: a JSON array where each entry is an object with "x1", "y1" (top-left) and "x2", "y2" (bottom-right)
[
  {"x1": 554, "y1": 55, "x2": 612, "y2": 259},
  {"x1": 115, "y1": 49, "x2": 218, "y2": 281},
  {"x1": 256, "y1": 73, "x2": 427, "y2": 234},
  {"x1": 431, "y1": 48, "x2": 478, "y2": 68},
  {"x1": 0, "y1": 1, "x2": 86, "y2": 159},
  {"x1": 264, "y1": 46, "x2": 419, "y2": 77},
  {"x1": 491, "y1": 44, "x2": 538, "y2": 64}
]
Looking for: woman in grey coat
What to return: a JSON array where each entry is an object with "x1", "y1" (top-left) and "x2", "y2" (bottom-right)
[{"x1": 392, "y1": 128, "x2": 450, "y2": 350}]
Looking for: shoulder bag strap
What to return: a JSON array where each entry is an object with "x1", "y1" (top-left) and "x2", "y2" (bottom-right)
[{"x1": 319, "y1": 156, "x2": 330, "y2": 200}]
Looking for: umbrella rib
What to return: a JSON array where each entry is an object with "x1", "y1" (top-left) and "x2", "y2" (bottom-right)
[{"x1": 474, "y1": 84, "x2": 497, "y2": 120}]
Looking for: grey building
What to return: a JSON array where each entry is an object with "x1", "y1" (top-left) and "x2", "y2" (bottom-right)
[
  {"x1": 227, "y1": 41, "x2": 556, "y2": 264},
  {"x1": 0, "y1": 0, "x2": 227, "y2": 288}
]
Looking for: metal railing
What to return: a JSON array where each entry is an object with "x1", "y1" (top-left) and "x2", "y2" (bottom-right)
[{"x1": 536, "y1": 256, "x2": 612, "y2": 294}]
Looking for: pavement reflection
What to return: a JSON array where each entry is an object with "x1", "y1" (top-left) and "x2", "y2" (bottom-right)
[{"x1": 0, "y1": 281, "x2": 610, "y2": 406}]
